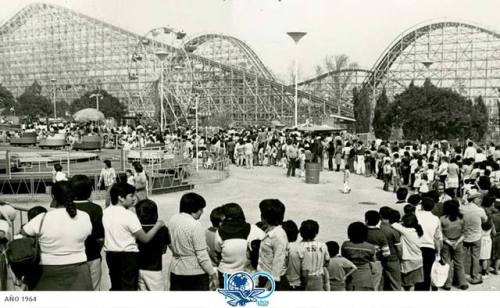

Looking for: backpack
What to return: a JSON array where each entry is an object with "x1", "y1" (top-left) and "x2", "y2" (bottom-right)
[{"x1": 6, "y1": 214, "x2": 46, "y2": 281}]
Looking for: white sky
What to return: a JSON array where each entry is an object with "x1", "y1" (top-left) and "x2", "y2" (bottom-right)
[{"x1": 1, "y1": 0, "x2": 500, "y2": 81}]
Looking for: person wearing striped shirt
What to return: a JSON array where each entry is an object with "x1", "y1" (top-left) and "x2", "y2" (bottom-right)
[
  {"x1": 298, "y1": 220, "x2": 330, "y2": 291},
  {"x1": 98, "y1": 160, "x2": 116, "y2": 207},
  {"x1": 365, "y1": 210, "x2": 391, "y2": 290},
  {"x1": 168, "y1": 193, "x2": 218, "y2": 291}
]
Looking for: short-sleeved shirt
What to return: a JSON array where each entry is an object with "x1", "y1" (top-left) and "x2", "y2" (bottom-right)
[
  {"x1": 341, "y1": 241, "x2": 375, "y2": 267},
  {"x1": 286, "y1": 242, "x2": 303, "y2": 287},
  {"x1": 138, "y1": 225, "x2": 170, "y2": 271},
  {"x1": 300, "y1": 241, "x2": 330, "y2": 276},
  {"x1": 327, "y1": 256, "x2": 357, "y2": 289},
  {"x1": 74, "y1": 200, "x2": 104, "y2": 261},
  {"x1": 102, "y1": 205, "x2": 142, "y2": 252},
  {"x1": 23, "y1": 209, "x2": 92, "y2": 265},
  {"x1": 461, "y1": 203, "x2": 487, "y2": 243},
  {"x1": 379, "y1": 222, "x2": 401, "y2": 261},
  {"x1": 440, "y1": 216, "x2": 464, "y2": 240},
  {"x1": 366, "y1": 227, "x2": 390, "y2": 260}
]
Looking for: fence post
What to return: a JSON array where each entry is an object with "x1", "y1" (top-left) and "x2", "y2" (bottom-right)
[
  {"x1": 6, "y1": 150, "x2": 11, "y2": 179},
  {"x1": 120, "y1": 148, "x2": 126, "y2": 172},
  {"x1": 67, "y1": 149, "x2": 71, "y2": 177}
]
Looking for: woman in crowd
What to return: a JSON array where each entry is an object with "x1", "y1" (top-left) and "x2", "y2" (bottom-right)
[
  {"x1": 391, "y1": 214, "x2": 424, "y2": 291},
  {"x1": 168, "y1": 193, "x2": 218, "y2": 291},
  {"x1": 133, "y1": 162, "x2": 148, "y2": 201},
  {"x1": 22, "y1": 181, "x2": 92, "y2": 291},
  {"x1": 440, "y1": 200, "x2": 468, "y2": 290},
  {"x1": 214, "y1": 203, "x2": 265, "y2": 287}
]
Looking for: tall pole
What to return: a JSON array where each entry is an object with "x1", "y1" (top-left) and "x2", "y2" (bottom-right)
[
  {"x1": 195, "y1": 94, "x2": 199, "y2": 172},
  {"x1": 287, "y1": 32, "x2": 307, "y2": 127},
  {"x1": 294, "y1": 45, "x2": 299, "y2": 127},
  {"x1": 160, "y1": 61, "x2": 164, "y2": 132}
]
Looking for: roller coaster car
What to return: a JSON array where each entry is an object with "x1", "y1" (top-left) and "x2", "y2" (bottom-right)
[
  {"x1": 10, "y1": 134, "x2": 37, "y2": 146},
  {"x1": 73, "y1": 135, "x2": 102, "y2": 151}
]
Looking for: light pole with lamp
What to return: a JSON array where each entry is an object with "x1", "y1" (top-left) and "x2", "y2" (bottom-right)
[
  {"x1": 155, "y1": 51, "x2": 169, "y2": 132},
  {"x1": 50, "y1": 78, "x2": 57, "y2": 118},
  {"x1": 89, "y1": 92, "x2": 103, "y2": 111},
  {"x1": 287, "y1": 32, "x2": 307, "y2": 127}
]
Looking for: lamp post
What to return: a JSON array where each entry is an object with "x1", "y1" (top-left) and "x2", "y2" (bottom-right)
[
  {"x1": 155, "y1": 51, "x2": 169, "y2": 132},
  {"x1": 90, "y1": 92, "x2": 103, "y2": 111},
  {"x1": 50, "y1": 78, "x2": 57, "y2": 118},
  {"x1": 287, "y1": 32, "x2": 307, "y2": 127},
  {"x1": 195, "y1": 93, "x2": 199, "y2": 172}
]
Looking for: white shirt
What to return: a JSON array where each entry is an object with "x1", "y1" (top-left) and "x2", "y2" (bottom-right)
[
  {"x1": 23, "y1": 209, "x2": 92, "y2": 265},
  {"x1": 475, "y1": 153, "x2": 487, "y2": 163},
  {"x1": 464, "y1": 146, "x2": 477, "y2": 159},
  {"x1": 53, "y1": 171, "x2": 68, "y2": 182},
  {"x1": 415, "y1": 210, "x2": 442, "y2": 249},
  {"x1": 214, "y1": 225, "x2": 265, "y2": 274},
  {"x1": 102, "y1": 206, "x2": 142, "y2": 252}
]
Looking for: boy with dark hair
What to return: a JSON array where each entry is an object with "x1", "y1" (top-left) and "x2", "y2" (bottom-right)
[
  {"x1": 206, "y1": 206, "x2": 225, "y2": 266},
  {"x1": 299, "y1": 220, "x2": 330, "y2": 291},
  {"x1": 365, "y1": 210, "x2": 391, "y2": 290},
  {"x1": 103, "y1": 183, "x2": 165, "y2": 291},
  {"x1": 71, "y1": 174, "x2": 105, "y2": 291},
  {"x1": 379, "y1": 207, "x2": 402, "y2": 291},
  {"x1": 282, "y1": 220, "x2": 302, "y2": 290},
  {"x1": 27, "y1": 206, "x2": 47, "y2": 221},
  {"x1": 325, "y1": 241, "x2": 357, "y2": 291},
  {"x1": 396, "y1": 187, "x2": 408, "y2": 204},
  {"x1": 407, "y1": 194, "x2": 421, "y2": 207}
]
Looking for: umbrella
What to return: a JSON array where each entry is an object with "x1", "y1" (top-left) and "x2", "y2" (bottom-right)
[{"x1": 73, "y1": 108, "x2": 105, "y2": 122}]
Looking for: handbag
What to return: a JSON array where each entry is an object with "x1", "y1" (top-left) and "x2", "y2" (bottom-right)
[
  {"x1": 6, "y1": 213, "x2": 46, "y2": 280},
  {"x1": 430, "y1": 259, "x2": 450, "y2": 287}
]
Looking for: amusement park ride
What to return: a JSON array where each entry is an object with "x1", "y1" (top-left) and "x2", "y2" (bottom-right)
[{"x1": 1, "y1": 4, "x2": 500, "y2": 128}]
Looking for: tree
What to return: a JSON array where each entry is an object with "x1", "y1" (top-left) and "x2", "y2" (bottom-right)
[
  {"x1": 17, "y1": 80, "x2": 52, "y2": 119},
  {"x1": 71, "y1": 89, "x2": 126, "y2": 121},
  {"x1": 471, "y1": 95, "x2": 488, "y2": 140},
  {"x1": 0, "y1": 83, "x2": 17, "y2": 114},
  {"x1": 352, "y1": 86, "x2": 371, "y2": 133},
  {"x1": 56, "y1": 100, "x2": 70, "y2": 118},
  {"x1": 372, "y1": 88, "x2": 392, "y2": 140},
  {"x1": 392, "y1": 79, "x2": 487, "y2": 141}
]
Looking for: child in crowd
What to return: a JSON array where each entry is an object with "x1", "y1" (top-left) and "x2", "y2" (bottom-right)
[
  {"x1": 136, "y1": 199, "x2": 170, "y2": 291},
  {"x1": 103, "y1": 183, "x2": 165, "y2": 291},
  {"x1": 206, "y1": 206, "x2": 225, "y2": 267},
  {"x1": 325, "y1": 241, "x2": 357, "y2": 291},
  {"x1": 126, "y1": 169, "x2": 135, "y2": 186},
  {"x1": 282, "y1": 220, "x2": 303, "y2": 290},
  {"x1": 383, "y1": 160, "x2": 392, "y2": 191},
  {"x1": 396, "y1": 187, "x2": 408, "y2": 204},
  {"x1": 391, "y1": 161, "x2": 400, "y2": 193},
  {"x1": 299, "y1": 220, "x2": 330, "y2": 291},
  {"x1": 480, "y1": 219, "x2": 494, "y2": 278},
  {"x1": 52, "y1": 163, "x2": 68, "y2": 183},
  {"x1": 343, "y1": 168, "x2": 351, "y2": 194},
  {"x1": 299, "y1": 149, "x2": 306, "y2": 178},
  {"x1": 417, "y1": 173, "x2": 429, "y2": 194}
]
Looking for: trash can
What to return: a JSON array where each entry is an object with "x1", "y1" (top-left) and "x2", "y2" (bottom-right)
[{"x1": 305, "y1": 162, "x2": 320, "y2": 184}]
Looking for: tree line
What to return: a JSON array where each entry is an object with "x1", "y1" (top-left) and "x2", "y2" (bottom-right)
[
  {"x1": 354, "y1": 78, "x2": 490, "y2": 142},
  {"x1": 0, "y1": 81, "x2": 126, "y2": 121}
]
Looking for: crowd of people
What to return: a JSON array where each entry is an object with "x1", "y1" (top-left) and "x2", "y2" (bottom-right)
[{"x1": 2, "y1": 120, "x2": 500, "y2": 291}]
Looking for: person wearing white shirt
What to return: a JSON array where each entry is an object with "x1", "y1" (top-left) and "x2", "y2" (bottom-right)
[
  {"x1": 474, "y1": 148, "x2": 487, "y2": 163},
  {"x1": 103, "y1": 183, "x2": 165, "y2": 290},
  {"x1": 464, "y1": 142, "x2": 477, "y2": 160},
  {"x1": 22, "y1": 182, "x2": 92, "y2": 290},
  {"x1": 414, "y1": 198, "x2": 442, "y2": 291}
]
